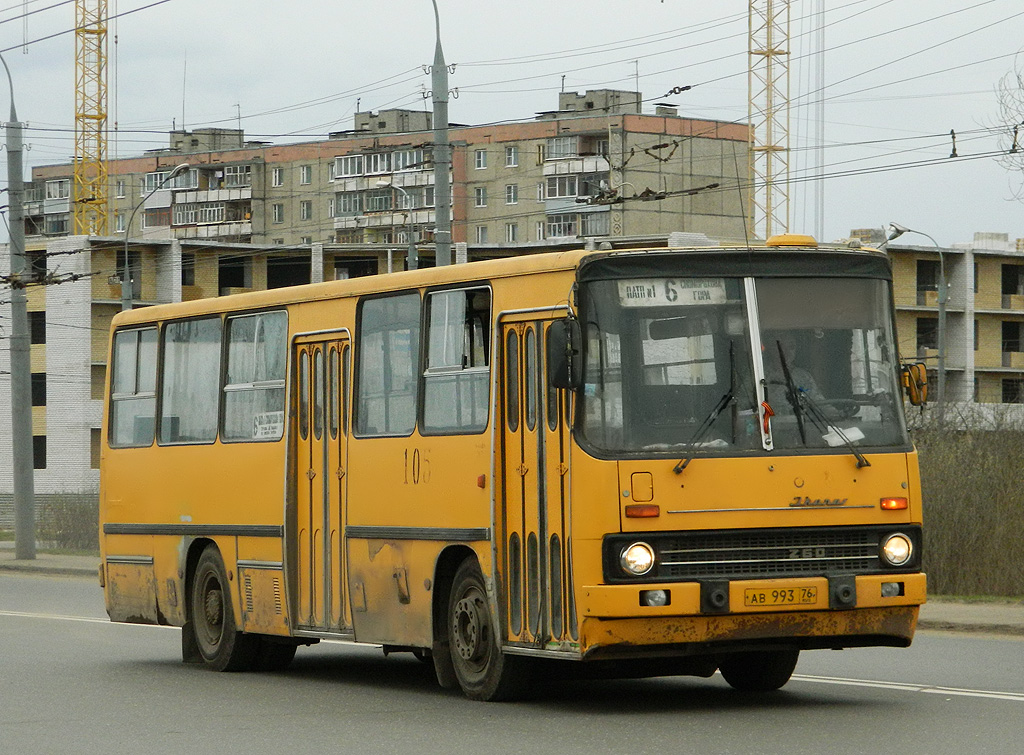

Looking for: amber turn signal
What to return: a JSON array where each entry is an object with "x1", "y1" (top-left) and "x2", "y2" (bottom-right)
[
  {"x1": 625, "y1": 504, "x2": 660, "y2": 518},
  {"x1": 880, "y1": 497, "x2": 908, "y2": 510}
]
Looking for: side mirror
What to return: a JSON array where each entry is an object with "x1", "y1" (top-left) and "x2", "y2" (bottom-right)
[
  {"x1": 547, "y1": 318, "x2": 582, "y2": 391},
  {"x1": 901, "y1": 362, "x2": 928, "y2": 406}
]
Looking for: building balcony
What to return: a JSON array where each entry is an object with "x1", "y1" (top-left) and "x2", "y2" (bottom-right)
[
  {"x1": 173, "y1": 221, "x2": 252, "y2": 239},
  {"x1": 177, "y1": 187, "x2": 252, "y2": 203},
  {"x1": 916, "y1": 289, "x2": 938, "y2": 307}
]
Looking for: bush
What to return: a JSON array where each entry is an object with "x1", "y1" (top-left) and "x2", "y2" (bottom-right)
[
  {"x1": 913, "y1": 425, "x2": 1024, "y2": 597},
  {"x1": 37, "y1": 492, "x2": 99, "y2": 553}
]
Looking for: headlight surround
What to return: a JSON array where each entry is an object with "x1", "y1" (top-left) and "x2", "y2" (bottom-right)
[
  {"x1": 620, "y1": 541, "x2": 656, "y2": 576},
  {"x1": 881, "y1": 532, "x2": 913, "y2": 567}
]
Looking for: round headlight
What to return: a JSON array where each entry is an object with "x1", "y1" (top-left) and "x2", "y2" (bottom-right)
[
  {"x1": 620, "y1": 542, "x2": 655, "y2": 576},
  {"x1": 881, "y1": 533, "x2": 913, "y2": 567}
]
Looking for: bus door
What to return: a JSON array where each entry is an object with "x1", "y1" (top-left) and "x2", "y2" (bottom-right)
[
  {"x1": 500, "y1": 318, "x2": 575, "y2": 648},
  {"x1": 293, "y1": 336, "x2": 351, "y2": 633}
]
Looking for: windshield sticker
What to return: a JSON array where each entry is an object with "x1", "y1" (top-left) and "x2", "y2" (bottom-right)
[{"x1": 618, "y1": 278, "x2": 727, "y2": 307}]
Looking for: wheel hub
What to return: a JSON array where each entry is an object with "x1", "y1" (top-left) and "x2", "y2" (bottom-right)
[
  {"x1": 452, "y1": 596, "x2": 483, "y2": 662},
  {"x1": 204, "y1": 587, "x2": 223, "y2": 628}
]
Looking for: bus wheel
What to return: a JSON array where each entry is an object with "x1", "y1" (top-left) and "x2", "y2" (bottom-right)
[
  {"x1": 719, "y1": 648, "x2": 800, "y2": 692},
  {"x1": 191, "y1": 546, "x2": 258, "y2": 672},
  {"x1": 447, "y1": 559, "x2": 528, "y2": 701}
]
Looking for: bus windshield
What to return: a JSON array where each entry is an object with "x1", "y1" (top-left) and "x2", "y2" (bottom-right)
[{"x1": 579, "y1": 275, "x2": 907, "y2": 456}]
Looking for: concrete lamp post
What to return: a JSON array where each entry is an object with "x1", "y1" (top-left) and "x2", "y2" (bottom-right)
[
  {"x1": 122, "y1": 162, "x2": 190, "y2": 310},
  {"x1": 376, "y1": 180, "x2": 418, "y2": 270},
  {"x1": 888, "y1": 222, "x2": 946, "y2": 422}
]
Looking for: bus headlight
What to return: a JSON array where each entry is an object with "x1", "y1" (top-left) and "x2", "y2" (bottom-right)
[
  {"x1": 881, "y1": 533, "x2": 913, "y2": 567},
  {"x1": 620, "y1": 542, "x2": 655, "y2": 576}
]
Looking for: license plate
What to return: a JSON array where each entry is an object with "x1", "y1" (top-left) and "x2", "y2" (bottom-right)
[{"x1": 744, "y1": 586, "x2": 818, "y2": 607}]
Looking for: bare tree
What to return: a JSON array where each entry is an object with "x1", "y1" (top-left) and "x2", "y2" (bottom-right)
[{"x1": 995, "y1": 52, "x2": 1024, "y2": 200}]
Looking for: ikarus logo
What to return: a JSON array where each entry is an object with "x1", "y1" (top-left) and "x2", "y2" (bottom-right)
[{"x1": 789, "y1": 496, "x2": 848, "y2": 508}]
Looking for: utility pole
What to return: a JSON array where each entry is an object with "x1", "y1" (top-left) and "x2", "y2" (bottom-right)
[
  {"x1": 2, "y1": 53, "x2": 35, "y2": 559},
  {"x1": 430, "y1": 0, "x2": 451, "y2": 266}
]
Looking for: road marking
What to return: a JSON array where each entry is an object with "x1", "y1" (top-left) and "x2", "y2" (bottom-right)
[
  {"x1": 0, "y1": 609, "x2": 174, "y2": 628},
  {"x1": 793, "y1": 674, "x2": 1024, "y2": 702}
]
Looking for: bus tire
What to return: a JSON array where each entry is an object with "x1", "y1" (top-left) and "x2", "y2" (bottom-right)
[
  {"x1": 191, "y1": 545, "x2": 258, "y2": 672},
  {"x1": 718, "y1": 648, "x2": 799, "y2": 692},
  {"x1": 447, "y1": 559, "x2": 529, "y2": 701}
]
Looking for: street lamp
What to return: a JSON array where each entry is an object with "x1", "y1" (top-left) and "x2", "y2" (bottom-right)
[
  {"x1": 888, "y1": 222, "x2": 946, "y2": 422},
  {"x1": 376, "y1": 180, "x2": 418, "y2": 270},
  {"x1": 121, "y1": 162, "x2": 190, "y2": 310}
]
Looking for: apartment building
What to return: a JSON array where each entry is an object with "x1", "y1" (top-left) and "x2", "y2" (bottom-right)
[
  {"x1": 854, "y1": 229, "x2": 1024, "y2": 407},
  {"x1": 27, "y1": 89, "x2": 751, "y2": 260}
]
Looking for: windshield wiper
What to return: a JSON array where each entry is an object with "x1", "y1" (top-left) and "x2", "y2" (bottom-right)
[
  {"x1": 775, "y1": 341, "x2": 807, "y2": 445},
  {"x1": 793, "y1": 388, "x2": 872, "y2": 469},
  {"x1": 674, "y1": 342, "x2": 734, "y2": 474}
]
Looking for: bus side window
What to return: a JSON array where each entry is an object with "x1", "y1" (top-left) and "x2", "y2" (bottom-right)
[
  {"x1": 109, "y1": 327, "x2": 158, "y2": 447},
  {"x1": 160, "y1": 317, "x2": 222, "y2": 445},
  {"x1": 355, "y1": 293, "x2": 421, "y2": 436},
  {"x1": 223, "y1": 311, "x2": 287, "y2": 442},
  {"x1": 422, "y1": 287, "x2": 491, "y2": 434}
]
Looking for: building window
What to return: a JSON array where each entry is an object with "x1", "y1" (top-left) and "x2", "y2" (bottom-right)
[
  {"x1": 115, "y1": 179, "x2": 126, "y2": 198},
  {"x1": 475, "y1": 149, "x2": 487, "y2": 169},
  {"x1": 45, "y1": 179, "x2": 71, "y2": 199},
  {"x1": 474, "y1": 187, "x2": 487, "y2": 207},
  {"x1": 224, "y1": 165, "x2": 252, "y2": 187},
  {"x1": 114, "y1": 211, "x2": 125, "y2": 233},
  {"x1": 395, "y1": 148, "x2": 425, "y2": 171},
  {"x1": 337, "y1": 192, "x2": 363, "y2": 215},
  {"x1": 547, "y1": 213, "x2": 577, "y2": 238},
  {"x1": 366, "y1": 152, "x2": 392, "y2": 174},
  {"x1": 366, "y1": 189, "x2": 393, "y2": 212},
  {"x1": 33, "y1": 436, "x2": 46, "y2": 470},
  {"x1": 142, "y1": 208, "x2": 170, "y2": 228},
  {"x1": 44, "y1": 213, "x2": 70, "y2": 235},
  {"x1": 300, "y1": 200, "x2": 313, "y2": 220},
  {"x1": 299, "y1": 165, "x2": 313, "y2": 185},
  {"x1": 182, "y1": 252, "x2": 195, "y2": 286},
  {"x1": 535, "y1": 221, "x2": 546, "y2": 240},
  {"x1": 273, "y1": 238, "x2": 285, "y2": 245},
  {"x1": 505, "y1": 146, "x2": 518, "y2": 167},
  {"x1": 546, "y1": 175, "x2": 578, "y2": 199},
  {"x1": 29, "y1": 311, "x2": 45, "y2": 344},
  {"x1": 335, "y1": 154, "x2": 364, "y2": 177},
  {"x1": 916, "y1": 317, "x2": 938, "y2": 352},
  {"x1": 91, "y1": 428, "x2": 101, "y2": 469},
  {"x1": 328, "y1": 197, "x2": 336, "y2": 217},
  {"x1": 581, "y1": 212, "x2": 609, "y2": 236},
  {"x1": 1003, "y1": 379, "x2": 1024, "y2": 403},
  {"x1": 31, "y1": 372, "x2": 46, "y2": 406},
  {"x1": 476, "y1": 225, "x2": 489, "y2": 244},
  {"x1": 505, "y1": 223, "x2": 518, "y2": 243},
  {"x1": 272, "y1": 167, "x2": 284, "y2": 187},
  {"x1": 301, "y1": 236, "x2": 312, "y2": 245},
  {"x1": 272, "y1": 203, "x2": 285, "y2": 223},
  {"x1": 505, "y1": 184, "x2": 518, "y2": 205},
  {"x1": 546, "y1": 136, "x2": 578, "y2": 160}
]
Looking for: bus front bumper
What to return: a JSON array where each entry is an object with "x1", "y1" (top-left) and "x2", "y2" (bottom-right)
[{"x1": 576, "y1": 573, "x2": 926, "y2": 660}]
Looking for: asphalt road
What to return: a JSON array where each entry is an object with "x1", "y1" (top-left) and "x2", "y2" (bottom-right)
[{"x1": 2, "y1": 572, "x2": 1022, "y2": 755}]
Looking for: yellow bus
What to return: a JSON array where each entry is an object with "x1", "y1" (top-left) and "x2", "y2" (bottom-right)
[{"x1": 99, "y1": 234, "x2": 927, "y2": 700}]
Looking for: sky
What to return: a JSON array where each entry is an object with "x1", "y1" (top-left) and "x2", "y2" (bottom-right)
[{"x1": 1, "y1": 0, "x2": 1023, "y2": 247}]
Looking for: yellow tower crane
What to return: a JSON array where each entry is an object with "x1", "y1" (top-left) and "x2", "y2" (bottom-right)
[
  {"x1": 748, "y1": 0, "x2": 790, "y2": 239},
  {"x1": 73, "y1": 0, "x2": 108, "y2": 236}
]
